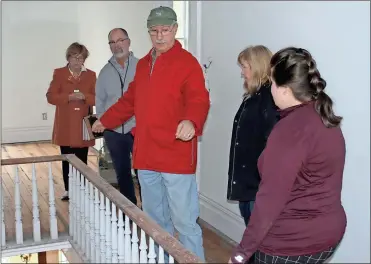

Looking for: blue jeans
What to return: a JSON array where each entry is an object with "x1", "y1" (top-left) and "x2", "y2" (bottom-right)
[
  {"x1": 239, "y1": 201, "x2": 255, "y2": 226},
  {"x1": 138, "y1": 170, "x2": 205, "y2": 261},
  {"x1": 239, "y1": 201, "x2": 256, "y2": 264}
]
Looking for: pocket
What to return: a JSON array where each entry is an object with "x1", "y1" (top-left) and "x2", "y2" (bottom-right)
[{"x1": 149, "y1": 128, "x2": 175, "y2": 150}]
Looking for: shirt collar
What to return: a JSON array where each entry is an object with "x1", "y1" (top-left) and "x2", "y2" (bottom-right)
[
  {"x1": 278, "y1": 101, "x2": 313, "y2": 118},
  {"x1": 68, "y1": 64, "x2": 87, "y2": 76},
  {"x1": 146, "y1": 39, "x2": 182, "y2": 62}
]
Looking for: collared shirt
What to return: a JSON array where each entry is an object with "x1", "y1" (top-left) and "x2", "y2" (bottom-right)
[{"x1": 68, "y1": 64, "x2": 87, "y2": 77}]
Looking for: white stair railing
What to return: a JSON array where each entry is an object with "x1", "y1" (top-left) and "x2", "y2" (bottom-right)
[
  {"x1": 1, "y1": 155, "x2": 203, "y2": 264},
  {"x1": 94, "y1": 186, "x2": 101, "y2": 262},
  {"x1": 65, "y1": 154, "x2": 203, "y2": 264},
  {"x1": 48, "y1": 163, "x2": 58, "y2": 240},
  {"x1": 1, "y1": 155, "x2": 70, "y2": 250},
  {"x1": 31, "y1": 163, "x2": 41, "y2": 242},
  {"x1": 14, "y1": 166, "x2": 23, "y2": 245}
]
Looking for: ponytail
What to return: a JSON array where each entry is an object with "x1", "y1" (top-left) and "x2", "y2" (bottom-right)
[
  {"x1": 308, "y1": 61, "x2": 343, "y2": 128},
  {"x1": 271, "y1": 47, "x2": 343, "y2": 128},
  {"x1": 314, "y1": 91, "x2": 342, "y2": 128}
]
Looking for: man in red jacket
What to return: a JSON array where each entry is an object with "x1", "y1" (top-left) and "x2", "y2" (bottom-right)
[{"x1": 92, "y1": 6, "x2": 210, "y2": 260}]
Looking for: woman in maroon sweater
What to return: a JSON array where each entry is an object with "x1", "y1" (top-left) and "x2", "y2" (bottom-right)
[{"x1": 229, "y1": 47, "x2": 347, "y2": 264}]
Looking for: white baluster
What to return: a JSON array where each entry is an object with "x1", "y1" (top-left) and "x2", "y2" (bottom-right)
[
  {"x1": 90, "y1": 183, "x2": 95, "y2": 262},
  {"x1": 14, "y1": 166, "x2": 23, "y2": 244},
  {"x1": 147, "y1": 238, "x2": 157, "y2": 264},
  {"x1": 75, "y1": 170, "x2": 81, "y2": 245},
  {"x1": 69, "y1": 164, "x2": 74, "y2": 237},
  {"x1": 48, "y1": 162, "x2": 58, "y2": 239},
  {"x1": 131, "y1": 222, "x2": 139, "y2": 263},
  {"x1": 84, "y1": 178, "x2": 90, "y2": 260},
  {"x1": 94, "y1": 188, "x2": 101, "y2": 263},
  {"x1": 124, "y1": 215, "x2": 132, "y2": 263},
  {"x1": 1, "y1": 185, "x2": 6, "y2": 246},
  {"x1": 99, "y1": 193, "x2": 106, "y2": 263},
  {"x1": 158, "y1": 246, "x2": 165, "y2": 264},
  {"x1": 117, "y1": 210, "x2": 125, "y2": 263},
  {"x1": 80, "y1": 174, "x2": 85, "y2": 252},
  {"x1": 105, "y1": 197, "x2": 112, "y2": 263},
  {"x1": 169, "y1": 255, "x2": 175, "y2": 264},
  {"x1": 139, "y1": 229, "x2": 148, "y2": 263},
  {"x1": 31, "y1": 163, "x2": 41, "y2": 242},
  {"x1": 111, "y1": 203, "x2": 118, "y2": 263}
]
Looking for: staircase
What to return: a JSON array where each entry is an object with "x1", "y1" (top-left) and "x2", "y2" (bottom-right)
[{"x1": 1, "y1": 154, "x2": 202, "y2": 263}]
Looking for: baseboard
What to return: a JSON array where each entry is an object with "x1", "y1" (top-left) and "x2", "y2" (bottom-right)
[
  {"x1": 2, "y1": 126, "x2": 52, "y2": 144},
  {"x1": 199, "y1": 193, "x2": 245, "y2": 243},
  {"x1": 198, "y1": 218, "x2": 238, "y2": 247}
]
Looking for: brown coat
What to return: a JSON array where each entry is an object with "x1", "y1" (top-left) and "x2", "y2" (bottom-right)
[{"x1": 46, "y1": 66, "x2": 96, "y2": 148}]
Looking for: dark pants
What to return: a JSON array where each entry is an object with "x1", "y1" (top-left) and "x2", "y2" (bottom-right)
[
  {"x1": 60, "y1": 146, "x2": 89, "y2": 191},
  {"x1": 239, "y1": 200, "x2": 256, "y2": 264},
  {"x1": 103, "y1": 130, "x2": 138, "y2": 206}
]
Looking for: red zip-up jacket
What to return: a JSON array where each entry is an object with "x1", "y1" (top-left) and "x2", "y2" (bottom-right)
[
  {"x1": 100, "y1": 41, "x2": 210, "y2": 174},
  {"x1": 231, "y1": 101, "x2": 346, "y2": 263}
]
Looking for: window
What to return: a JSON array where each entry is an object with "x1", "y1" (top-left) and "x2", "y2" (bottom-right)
[{"x1": 173, "y1": 1, "x2": 189, "y2": 50}]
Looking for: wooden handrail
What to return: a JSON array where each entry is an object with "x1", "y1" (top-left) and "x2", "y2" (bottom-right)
[
  {"x1": 65, "y1": 154, "x2": 203, "y2": 263},
  {"x1": 1, "y1": 154, "x2": 203, "y2": 263},
  {"x1": 1, "y1": 155, "x2": 64, "y2": 165}
]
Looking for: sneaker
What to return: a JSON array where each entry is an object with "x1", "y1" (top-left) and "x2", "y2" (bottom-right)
[{"x1": 61, "y1": 191, "x2": 69, "y2": 201}]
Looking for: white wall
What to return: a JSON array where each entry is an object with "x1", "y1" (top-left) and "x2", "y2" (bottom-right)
[
  {"x1": 2, "y1": 1, "x2": 79, "y2": 143},
  {"x1": 1, "y1": 1, "x2": 168, "y2": 144},
  {"x1": 194, "y1": 1, "x2": 370, "y2": 263}
]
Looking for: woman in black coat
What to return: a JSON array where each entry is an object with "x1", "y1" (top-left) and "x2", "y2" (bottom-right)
[{"x1": 227, "y1": 45, "x2": 280, "y2": 226}]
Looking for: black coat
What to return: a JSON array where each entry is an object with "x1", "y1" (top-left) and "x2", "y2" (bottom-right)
[{"x1": 227, "y1": 83, "x2": 280, "y2": 201}]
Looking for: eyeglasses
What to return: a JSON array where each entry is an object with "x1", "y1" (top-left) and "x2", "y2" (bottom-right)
[
  {"x1": 148, "y1": 25, "x2": 174, "y2": 36},
  {"x1": 70, "y1": 56, "x2": 85, "y2": 62},
  {"x1": 108, "y1": 38, "x2": 129, "y2": 46}
]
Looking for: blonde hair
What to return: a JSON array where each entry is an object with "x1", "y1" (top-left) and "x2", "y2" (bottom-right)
[{"x1": 237, "y1": 45, "x2": 273, "y2": 96}]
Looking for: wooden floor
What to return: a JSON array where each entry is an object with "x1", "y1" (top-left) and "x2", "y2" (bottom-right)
[{"x1": 1, "y1": 142, "x2": 234, "y2": 263}]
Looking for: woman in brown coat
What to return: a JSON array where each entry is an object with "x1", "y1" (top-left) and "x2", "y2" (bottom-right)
[{"x1": 46, "y1": 42, "x2": 96, "y2": 200}]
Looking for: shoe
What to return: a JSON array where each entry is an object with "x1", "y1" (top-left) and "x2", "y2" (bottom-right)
[{"x1": 61, "y1": 191, "x2": 69, "y2": 201}]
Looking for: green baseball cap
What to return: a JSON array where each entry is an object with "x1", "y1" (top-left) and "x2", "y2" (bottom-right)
[{"x1": 147, "y1": 6, "x2": 177, "y2": 28}]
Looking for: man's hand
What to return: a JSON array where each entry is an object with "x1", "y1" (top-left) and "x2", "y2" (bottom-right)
[
  {"x1": 69, "y1": 92, "x2": 85, "y2": 101},
  {"x1": 175, "y1": 120, "x2": 195, "y2": 141},
  {"x1": 92, "y1": 120, "x2": 106, "y2": 133}
]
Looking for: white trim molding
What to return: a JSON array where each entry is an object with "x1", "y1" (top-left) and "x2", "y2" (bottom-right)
[
  {"x1": 2, "y1": 126, "x2": 52, "y2": 144},
  {"x1": 1, "y1": 238, "x2": 71, "y2": 258},
  {"x1": 199, "y1": 193, "x2": 244, "y2": 243},
  {"x1": 187, "y1": 1, "x2": 203, "y2": 191}
]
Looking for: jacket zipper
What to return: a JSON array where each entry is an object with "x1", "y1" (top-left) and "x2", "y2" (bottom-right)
[
  {"x1": 229, "y1": 100, "x2": 247, "y2": 198},
  {"x1": 191, "y1": 138, "x2": 195, "y2": 166},
  {"x1": 133, "y1": 136, "x2": 138, "y2": 163},
  {"x1": 150, "y1": 52, "x2": 157, "y2": 77}
]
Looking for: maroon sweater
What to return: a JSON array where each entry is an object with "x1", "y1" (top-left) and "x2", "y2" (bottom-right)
[{"x1": 231, "y1": 101, "x2": 347, "y2": 263}]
